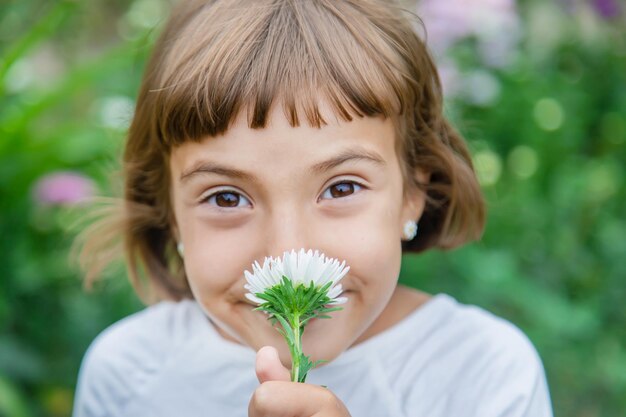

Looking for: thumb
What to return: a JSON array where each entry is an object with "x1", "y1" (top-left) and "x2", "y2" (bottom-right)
[{"x1": 255, "y1": 346, "x2": 291, "y2": 383}]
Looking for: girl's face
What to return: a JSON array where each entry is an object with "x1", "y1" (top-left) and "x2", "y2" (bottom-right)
[{"x1": 169, "y1": 105, "x2": 425, "y2": 366}]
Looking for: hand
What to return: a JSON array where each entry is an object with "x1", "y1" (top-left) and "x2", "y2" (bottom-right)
[{"x1": 248, "y1": 346, "x2": 352, "y2": 417}]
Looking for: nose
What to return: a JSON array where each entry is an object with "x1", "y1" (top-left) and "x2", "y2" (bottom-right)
[{"x1": 263, "y1": 204, "x2": 312, "y2": 258}]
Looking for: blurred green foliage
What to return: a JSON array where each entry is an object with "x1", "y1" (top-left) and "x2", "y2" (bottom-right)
[{"x1": 0, "y1": 1, "x2": 624, "y2": 416}]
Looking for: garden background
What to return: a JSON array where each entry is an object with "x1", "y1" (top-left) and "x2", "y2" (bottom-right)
[{"x1": 1, "y1": 0, "x2": 624, "y2": 416}]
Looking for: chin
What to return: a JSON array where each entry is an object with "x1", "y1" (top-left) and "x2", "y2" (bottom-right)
[
  {"x1": 256, "y1": 320, "x2": 346, "y2": 369},
  {"x1": 305, "y1": 324, "x2": 350, "y2": 362},
  {"x1": 273, "y1": 340, "x2": 343, "y2": 370},
  {"x1": 243, "y1": 302, "x2": 356, "y2": 368}
]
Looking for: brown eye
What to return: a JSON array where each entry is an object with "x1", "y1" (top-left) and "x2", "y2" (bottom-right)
[
  {"x1": 216, "y1": 192, "x2": 239, "y2": 207},
  {"x1": 330, "y1": 183, "x2": 354, "y2": 197},
  {"x1": 205, "y1": 190, "x2": 251, "y2": 208},
  {"x1": 322, "y1": 181, "x2": 363, "y2": 200}
]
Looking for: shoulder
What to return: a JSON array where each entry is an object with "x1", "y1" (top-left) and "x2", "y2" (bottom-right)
[
  {"x1": 412, "y1": 294, "x2": 546, "y2": 380},
  {"x1": 73, "y1": 300, "x2": 204, "y2": 416},
  {"x1": 456, "y1": 302, "x2": 553, "y2": 415},
  {"x1": 397, "y1": 294, "x2": 553, "y2": 416},
  {"x1": 449, "y1": 299, "x2": 542, "y2": 364},
  {"x1": 82, "y1": 299, "x2": 203, "y2": 366},
  {"x1": 452, "y1": 301, "x2": 546, "y2": 386}
]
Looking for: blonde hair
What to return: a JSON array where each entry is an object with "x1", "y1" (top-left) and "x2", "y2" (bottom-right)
[{"x1": 76, "y1": 0, "x2": 485, "y2": 302}]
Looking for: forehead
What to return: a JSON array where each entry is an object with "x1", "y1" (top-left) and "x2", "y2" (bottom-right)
[{"x1": 169, "y1": 104, "x2": 399, "y2": 180}]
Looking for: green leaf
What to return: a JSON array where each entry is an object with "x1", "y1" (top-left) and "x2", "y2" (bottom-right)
[
  {"x1": 300, "y1": 287, "x2": 327, "y2": 313},
  {"x1": 294, "y1": 283, "x2": 306, "y2": 309},
  {"x1": 273, "y1": 314, "x2": 295, "y2": 345},
  {"x1": 257, "y1": 290, "x2": 290, "y2": 316},
  {"x1": 282, "y1": 277, "x2": 297, "y2": 309},
  {"x1": 319, "y1": 306, "x2": 343, "y2": 314},
  {"x1": 297, "y1": 353, "x2": 315, "y2": 383},
  {"x1": 313, "y1": 359, "x2": 327, "y2": 369},
  {"x1": 319, "y1": 281, "x2": 333, "y2": 293},
  {"x1": 300, "y1": 316, "x2": 314, "y2": 326}
]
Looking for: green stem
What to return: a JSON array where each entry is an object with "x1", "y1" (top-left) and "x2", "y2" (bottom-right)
[{"x1": 291, "y1": 314, "x2": 301, "y2": 383}]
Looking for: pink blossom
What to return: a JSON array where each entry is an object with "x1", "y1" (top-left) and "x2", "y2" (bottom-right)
[
  {"x1": 417, "y1": 0, "x2": 522, "y2": 68},
  {"x1": 32, "y1": 171, "x2": 97, "y2": 206},
  {"x1": 592, "y1": 0, "x2": 621, "y2": 19}
]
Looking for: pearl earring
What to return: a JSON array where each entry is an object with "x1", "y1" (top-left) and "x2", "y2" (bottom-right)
[
  {"x1": 177, "y1": 242, "x2": 184, "y2": 257},
  {"x1": 403, "y1": 220, "x2": 418, "y2": 241}
]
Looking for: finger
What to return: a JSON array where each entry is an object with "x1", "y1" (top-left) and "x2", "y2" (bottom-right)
[
  {"x1": 255, "y1": 346, "x2": 291, "y2": 383},
  {"x1": 249, "y1": 381, "x2": 350, "y2": 417}
]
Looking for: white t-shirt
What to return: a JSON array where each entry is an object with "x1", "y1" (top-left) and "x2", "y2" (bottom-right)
[{"x1": 73, "y1": 293, "x2": 553, "y2": 417}]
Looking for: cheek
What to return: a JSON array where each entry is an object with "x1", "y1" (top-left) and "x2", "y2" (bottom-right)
[
  {"x1": 347, "y1": 231, "x2": 402, "y2": 292},
  {"x1": 321, "y1": 198, "x2": 403, "y2": 292},
  {"x1": 181, "y1": 225, "x2": 256, "y2": 298}
]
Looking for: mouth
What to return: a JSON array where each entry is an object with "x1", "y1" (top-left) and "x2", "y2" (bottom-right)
[
  {"x1": 244, "y1": 290, "x2": 351, "y2": 315},
  {"x1": 245, "y1": 289, "x2": 352, "y2": 303},
  {"x1": 235, "y1": 278, "x2": 353, "y2": 305}
]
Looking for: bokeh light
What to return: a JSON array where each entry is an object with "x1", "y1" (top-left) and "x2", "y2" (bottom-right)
[{"x1": 533, "y1": 98, "x2": 565, "y2": 131}]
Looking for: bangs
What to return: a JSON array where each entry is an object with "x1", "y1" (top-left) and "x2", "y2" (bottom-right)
[
  {"x1": 84, "y1": 1, "x2": 483, "y2": 299},
  {"x1": 149, "y1": 0, "x2": 418, "y2": 147}
]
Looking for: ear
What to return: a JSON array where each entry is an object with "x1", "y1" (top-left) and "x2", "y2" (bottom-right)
[
  {"x1": 172, "y1": 225, "x2": 181, "y2": 243},
  {"x1": 401, "y1": 168, "x2": 430, "y2": 224}
]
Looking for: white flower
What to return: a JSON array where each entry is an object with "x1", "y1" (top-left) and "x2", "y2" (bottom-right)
[{"x1": 244, "y1": 249, "x2": 349, "y2": 306}]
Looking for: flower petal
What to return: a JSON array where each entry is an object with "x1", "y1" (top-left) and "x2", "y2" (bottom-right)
[
  {"x1": 245, "y1": 292, "x2": 265, "y2": 305},
  {"x1": 244, "y1": 248, "x2": 350, "y2": 305}
]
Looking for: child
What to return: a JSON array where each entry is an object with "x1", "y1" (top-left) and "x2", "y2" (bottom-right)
[{"x1": 73, "y1": 0, "x2": 553, "y2": 416}]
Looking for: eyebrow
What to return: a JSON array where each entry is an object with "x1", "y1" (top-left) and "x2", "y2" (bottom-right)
[{"x1": 179, "y1": 147, "x2": 386, "y2": 184}]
